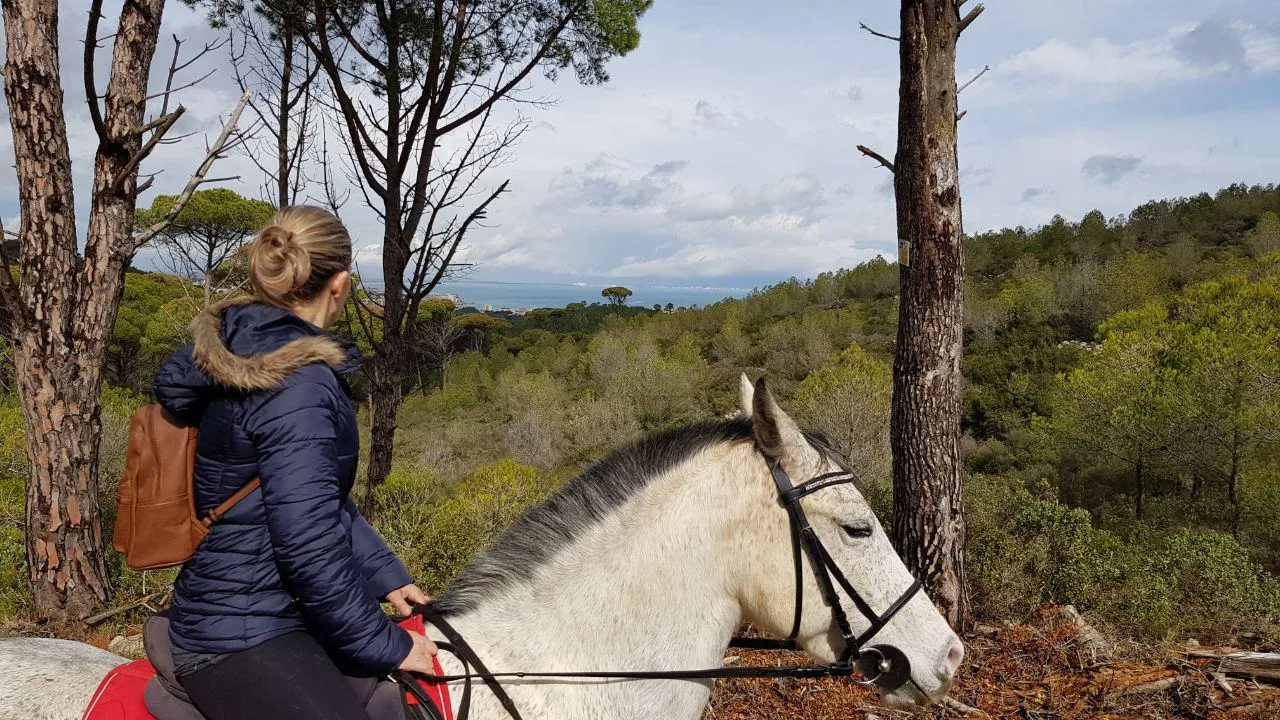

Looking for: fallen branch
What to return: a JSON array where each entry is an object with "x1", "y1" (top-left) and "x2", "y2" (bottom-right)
[
  {"x1": 1110, "y1": 675, "x2": 1182, "y2": 698},
  {"x1": 940, "y1": 696, "x2": 988, "y2": 716},
  {"x1": 856, "y1": 145, "x2": 895, "y2": 174},
  {"x1": 84, "y1": 588, "x2": 169, "y2": 625},
  {"x1": 134, "y1": 90, "x2": 252, "y2": 249},
  {"x1": 1185, "y1": 650, "x2": 1280, "y2": 683}
]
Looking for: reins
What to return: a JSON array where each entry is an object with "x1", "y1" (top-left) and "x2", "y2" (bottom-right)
[{"x1": 395, "y1": 461, "x2": 926, "y2": 720}]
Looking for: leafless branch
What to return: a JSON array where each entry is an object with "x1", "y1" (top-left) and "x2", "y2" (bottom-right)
[
  {"x1": 956, "y1": 110, "x2": 968, "y2": 122},
  {"x1": 83, "y1": 0, "x2": 106, "y2": 139},
  {"x1": 858, "y1": 21, "x2": 899, "y2": 42},
  {"x1": 145, "y1": 67, "x2": 216, "y2": 102},
  {"x1": 134, "y1": 90, "x2": 252, "y2": 249},
  {"x1": 857, "y1": 145, "x2": 896, "y2": 174},
  {"x1": 959, "y1": 3, "x2": 985, "y2": 35},
  {"x1": 154, "y1": 35, "x2": 227, "y2": 120},
  {"x1": 112, "y1": 108, "x2": 185, "y2": 194},
  {"x1": 958, "y1": 65, "x2": 990, "y2": 94}
]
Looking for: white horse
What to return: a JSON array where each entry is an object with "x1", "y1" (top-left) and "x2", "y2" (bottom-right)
[{"x1": 0, "y1": 378, "x2": 963, "y2": 720}]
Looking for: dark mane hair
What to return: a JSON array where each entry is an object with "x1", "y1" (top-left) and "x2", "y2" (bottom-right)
[{"x1": 431, "y1": 416, "x2": 842, "y2": 616}]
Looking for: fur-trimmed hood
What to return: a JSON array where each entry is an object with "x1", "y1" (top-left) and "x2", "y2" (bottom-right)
[
  {"x1": 154, "y1": 298, "x2": 360, "y2": 425},
  {"x1": 189, "y1": 297, "x2": 358, "y2": 392}
]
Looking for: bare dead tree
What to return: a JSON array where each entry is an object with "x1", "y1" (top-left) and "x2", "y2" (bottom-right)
[
  {"x1": 856, "y1": 0, "x2": 985, "y2": 627},
  {"x1": 227, "y1": 3, "x2": 322, "y2": 207},
  {"x1": 260, "y1": 0, "x2": 650, "y2": 502},
  {"x1": 1, "y1": 0, "x2": 250, "y2": 621}
]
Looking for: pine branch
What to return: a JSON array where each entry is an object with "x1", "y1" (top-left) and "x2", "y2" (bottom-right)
[{"x1": 134, "y1": 91, "x2": 252, "y2": 249}]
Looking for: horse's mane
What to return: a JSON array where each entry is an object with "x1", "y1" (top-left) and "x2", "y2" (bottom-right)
[
  {"x1": 430, "y1": 418, "x2": 754, "y2": 615},
  {"x1": 431, "y1": 416, "x2": 843, "y2": 616}
]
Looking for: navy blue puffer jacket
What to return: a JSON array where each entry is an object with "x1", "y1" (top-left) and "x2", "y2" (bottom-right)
[{"x1": 153, "y1": 300, "x2": 413, "y2": 674}]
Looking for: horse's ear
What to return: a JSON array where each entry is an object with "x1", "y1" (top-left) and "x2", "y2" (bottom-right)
[
  {"x1": 751, "y1": 378, "x2": 818, "y2": 467},
  {"x1": 738, "y1": 373, "x2": 755, "y2": 418}
]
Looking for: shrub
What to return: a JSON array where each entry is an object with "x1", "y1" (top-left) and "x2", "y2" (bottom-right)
[
  {"x1": 792, "y1": 344, "x2": 891, "y2": 485},
  {"x1": 967, "y1": 475, "x2": 1278, "y2": 641},
  {"x1": 1155, "y1": 529, "x2": 1278, "y2": 638},
  {"x1": 379, "y1": 460, "x2": 551, "y2": 594}
]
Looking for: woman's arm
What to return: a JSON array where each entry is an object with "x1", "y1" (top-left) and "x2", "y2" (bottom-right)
[
  {"x1": 345, "y1": 500, "x2": 413, "y2": 599},
  {"x1": 248, "y1": 370, "x2": 412, "y2": 674}
]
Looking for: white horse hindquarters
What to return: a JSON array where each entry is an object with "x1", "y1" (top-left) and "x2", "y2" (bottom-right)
[{"x1": 0, "y1": 637, "x2": 124, "y2": 720}]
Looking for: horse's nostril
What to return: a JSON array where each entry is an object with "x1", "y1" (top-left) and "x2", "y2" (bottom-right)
[{"x1": 940, "y1": 639, "x2": 965, "y2": 679}]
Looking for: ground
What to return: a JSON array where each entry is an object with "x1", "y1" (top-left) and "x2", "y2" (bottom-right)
[{"x1": 705, "y1": 610, "x2": 1280, "y2": 720}]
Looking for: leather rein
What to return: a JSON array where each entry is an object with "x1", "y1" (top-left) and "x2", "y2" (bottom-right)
[{"x1": 395, "y1": 460, "x2": 925, "y2": 720}]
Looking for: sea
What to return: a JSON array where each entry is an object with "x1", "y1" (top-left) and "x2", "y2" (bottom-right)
[{"x1": 427, "y1": 281, "x2": 752, "y2": 312}]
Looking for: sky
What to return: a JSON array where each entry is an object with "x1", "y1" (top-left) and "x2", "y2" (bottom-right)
[{"x1": 1, "y1": 0, "x2": 1278, "y2": 290}]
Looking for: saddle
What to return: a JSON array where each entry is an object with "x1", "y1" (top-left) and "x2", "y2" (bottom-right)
[{"x1": 81, "y1": 614, "x2": 450, "y2": 720}]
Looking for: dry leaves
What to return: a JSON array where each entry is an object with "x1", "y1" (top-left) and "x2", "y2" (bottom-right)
[{"x1": 705, "y1": 609, "x2": 1279, "y2": 720}]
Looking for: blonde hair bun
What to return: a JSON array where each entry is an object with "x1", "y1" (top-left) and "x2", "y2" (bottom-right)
[
  {"x1": 250, "y1": 225, "x2": 311, "y2": 304},
  {"x1": 247, "y1": 206, "x2": 353, "y2": 307}
]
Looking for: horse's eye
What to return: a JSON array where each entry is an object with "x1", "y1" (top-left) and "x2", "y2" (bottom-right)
[{"x1": 841, "y1": 522, "x2": 873, "y2": 539}]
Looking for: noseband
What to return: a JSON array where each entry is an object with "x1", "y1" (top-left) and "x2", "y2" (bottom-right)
[
  {"x1": 729, "y1": 461, "x2": 923, "y2": 691},
  {"x1": 398, "y1": 460, "x2": 927, "y2": 720}
]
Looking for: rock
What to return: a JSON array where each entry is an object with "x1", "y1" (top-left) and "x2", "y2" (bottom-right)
[{"x1": 108, "y1": 633, "x2": 146, "y2": 659}]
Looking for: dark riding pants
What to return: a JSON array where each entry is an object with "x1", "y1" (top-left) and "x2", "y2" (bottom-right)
[{"x1": 177, "y1": 631, "x2": 403, "y2": 720}]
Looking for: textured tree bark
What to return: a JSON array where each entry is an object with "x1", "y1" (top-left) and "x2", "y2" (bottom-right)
[
  {"x1": 3, "y1": 0, "x2": 166, "y2": 621},
  {"x1": 888, "y1": 0, "x2": 969, "y2": 627},
  {"x1": 362, "y1": 335, "x2": 406, "y2": 514}
]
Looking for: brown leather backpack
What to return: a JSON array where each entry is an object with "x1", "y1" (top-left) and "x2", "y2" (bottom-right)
[{"x1": 113, "y1": 404, "x2": 260, "y2": 571}]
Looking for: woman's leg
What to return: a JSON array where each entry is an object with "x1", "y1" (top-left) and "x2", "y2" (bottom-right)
[{"x1": 178, "y1": 632, "x2": 378, "y2": 720}]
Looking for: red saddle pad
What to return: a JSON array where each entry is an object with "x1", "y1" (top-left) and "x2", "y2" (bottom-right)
[
  {"x1": 81, "y1": 658, "x2": 156, "y2": 720},
  {"x1": 82, "y1": 617, "x2": 452, "y2": 720}
]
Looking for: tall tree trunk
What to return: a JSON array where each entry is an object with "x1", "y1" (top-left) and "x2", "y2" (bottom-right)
[
  {"x1": 362, "y1": 205, "x2": 408, "y2": 495},
  {"x1": 276, "y1": 31, "x2": 294, "y2": 209},
  {"x1": 204, "y1": 243, "x2": 215, "y2": 308},
  {"x1": 3, "y1": 0, "x2": 166, "y2": 621},
  {"x1": 363, "y1": 349, "x2": 404, "y2": 510},
  {"x1": 888, "y1": 0, "x2": 968, "y2": 627}
]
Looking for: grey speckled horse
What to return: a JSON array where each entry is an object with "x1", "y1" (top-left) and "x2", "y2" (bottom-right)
[
  {"x1": 0, "y1": 378, "x2": 963, "y2": 720},
  {"x1": 0, "y1": 637, "x2": 127, "y2": 720}
]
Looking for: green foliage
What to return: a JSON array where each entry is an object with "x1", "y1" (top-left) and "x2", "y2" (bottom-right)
[
  {"x1": 601, "y1": 286, "x2": 633, "y2": 308},
  {"x1": 109, "y1": 272, "x2": 197, "y2": 392},
  {"x1": 376, "y1": 460, "x2": 550, "y2": 594},
  {"x1": 136, "y1": 189, "x2": 274, "y2": 291},
  {"x1": 1041, "y1": 305, "x2": 1186, "y2": 518},
  {"x1": 7, "y1": 183, "x2": 1280, "y2": 643},
  {"x1": 793, "y1": 344, "x2": 892, "y2": 485},
  {"x1": 967, "y1": 477, "x2": 1278, "y2": 640},
  {"x1": 0, "y1": 397, "x2": 24, "y2": 618},
  {"x1": 135, "y1": 188, "x2": 274, "y2": 237},
  {"x1": 1245, "y1": 211, "x2": 1280, "y2": 259}
]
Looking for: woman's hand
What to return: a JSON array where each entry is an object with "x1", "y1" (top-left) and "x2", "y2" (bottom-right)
[
  {"x1": 386, "y1": 583, "x2": 429, "y2": 616},
  {"x1": 398, "y1": 629, "x2": 440, "y2": 674}
]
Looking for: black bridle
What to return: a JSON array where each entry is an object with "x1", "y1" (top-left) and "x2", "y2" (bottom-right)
[
  {"x1": 728, "y1": 461, "x2": 924, "y2": 690},
  {"x1": 396, "y1": 460, "x2": 925, "y2": 720}
]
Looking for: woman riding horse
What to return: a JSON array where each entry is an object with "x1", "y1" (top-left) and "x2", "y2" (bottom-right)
[{"x1": 152, "y1": 206, "x2": 437, "y2": 719}]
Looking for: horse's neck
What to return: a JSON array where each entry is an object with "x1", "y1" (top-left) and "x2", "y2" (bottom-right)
[{"x1": 431, "y1": 446, "x2": 758, "y2": 720}]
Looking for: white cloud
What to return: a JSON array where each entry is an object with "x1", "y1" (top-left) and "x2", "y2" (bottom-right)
[
  {"x1": 5, "y1": 0, "x2": 1279, "y2": 289},
  {"x1": 999, "y1": 21, "x2": 1280, "y2": 88}
]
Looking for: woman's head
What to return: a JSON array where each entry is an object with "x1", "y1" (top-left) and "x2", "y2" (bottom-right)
[{"x1": 248, "y1": 205, "x2": 353, "y2": 326}]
